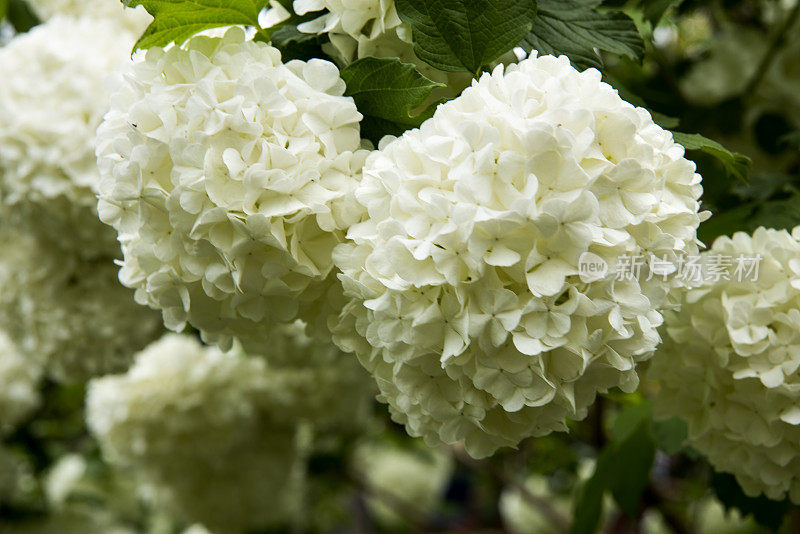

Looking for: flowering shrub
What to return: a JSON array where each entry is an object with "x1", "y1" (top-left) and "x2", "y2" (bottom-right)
[{"x1": 2, "y1": 0, "x2": 800, "y2": 532}]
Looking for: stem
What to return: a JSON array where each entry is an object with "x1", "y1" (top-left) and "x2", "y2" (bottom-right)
[{"x1": 742, "y1": 1, "x2": 800, "y2": 96}]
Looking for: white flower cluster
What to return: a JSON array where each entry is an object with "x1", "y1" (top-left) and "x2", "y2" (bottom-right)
[
  {"x1": 352, "y1": 438, "x2": 453, "y2": 526},
  {"x1": 296, "y1": 0, "x2": 402, "y2": 45},
  {"x1": 650, "y1": 226, "x2": 800, "y2": 504},
  {"x1": 87, "y1": 334, "x2": 302, "y2": 533},
  {"x1": 0, "y1": 14, "x2": 140, "y2": 260},
  {"x1": 96, "y1": 28, "x2": 368, "y2": 352},
  {"x1": 0, "y1": 230, "x2": 163, "y2": 383},
  {"x1": 0, "y1": 332, "x2": 41, "y2": 436},
  {"x1": 333, "y1": 54, "x2": 707, "y2": 457}
]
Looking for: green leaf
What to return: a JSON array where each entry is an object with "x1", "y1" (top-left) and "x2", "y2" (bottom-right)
[
  {"x1": 642, "y1": 0, "x2": 685, "y2": 26},
  {"x1": 3, "y1": 0, "x2": 40, "y2": 33},
  {"x1": 698, "y1": 193, "x2": 800, "y2": 244},
  {"x1": 607, "y1": 403, "x2": 656, "y2": 516},
  {"x1": 711, "y1": 472, "x2": 791, "y2": 531},
  {"x1": 650, "y1": 416, "x2": 687, "y2": 455},
  {"x1": 610, "y1": 401, "x2": 652, "y2": 443},
  {"x1": 395, "y1": 0, "x2": 537, "y2": 74},
  {"x1": 608, "y1": 423, "x2": 655, "y2": 516},
  {"x1": 126, "y1": 0, "x2": 268, "y2": 50},
  {"x1": 340, "y1": 57, "x2": 445, "y2": 143},
  {"x1": 571, "y1": 447, "x2": 613, "y2": 534},
  {"x1": 572, "y1": 402, "x2": 658, "y2": 532},
  {"x1": 270, "y1": 25, "x2": 326, "y2": 61},
  {"x1": 520, "y1": 0, "x2": 644, "y2": 70},
  {"x1": 671, "y1": 132, "x2": 752, "y2": 183}
]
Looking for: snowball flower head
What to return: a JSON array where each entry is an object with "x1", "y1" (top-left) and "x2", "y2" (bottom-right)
[
  {"x1": 333, "y1": 54, "x2": 707, "y2": 457},
  {"x1": 0, "y1": 229, "x2": 163, "y2": 383},
  {"x1": 96, "y1": 28, "x2": 368, "y2": 352},
  {"x1": 650, "y1": 226, "x2": 800, "y2": 504},
  {"x1": 0, "y1": 330, "x2": 41, "y2": 435},
  {"x1": 0, "y1": 15, "x2": 141, "y2": 260},
  {"x1": 87, "y1": 334, "x2": 301, "y2": 533}
]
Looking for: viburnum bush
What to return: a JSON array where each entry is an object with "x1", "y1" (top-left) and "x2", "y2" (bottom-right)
[{"x1": 2, "y1": 0, "x2": 800, "y2": 533}]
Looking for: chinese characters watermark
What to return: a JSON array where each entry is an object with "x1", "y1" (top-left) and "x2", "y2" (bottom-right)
[{"x1": 578, "y1": 252, "x2": 762, "y2": 285}]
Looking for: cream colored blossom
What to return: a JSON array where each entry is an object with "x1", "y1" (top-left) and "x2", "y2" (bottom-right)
[
  {"x1": 333, "y1": 54, "x2": 707, "y2": 457},
  {"x1": 28, "y1": 0, "x2": 151, "y2": 33},
  {"x1": 0, "y1": 15, "x2": 141, "y2": 260},
  {"x1": 650, "y1": 226, "x2": 800, "y2": 504},
  {"x1": 352, "y1": 438, "x2": 453, "y2": 525},
  {"x1": 0, "y1": 330, "x2": 41, "y2": 435},
  {"x1": 294, "y1": 0, "x2": 472, "y2": 104},
  {"x1": 499, "y1": 474, "x2": 571, "y2": 534},
  {"x1": 87, "y1": 334, "x2": 302, "y2": 533},
  {"x1": 96, "y1": 28, "x2": 368, "y2": 352},
  {"x1": 296, "y1": 0, "x2": 401, "y2": 42},
  {"x1": 0, "y1": 229, "x2": 163, "y2": 383}
]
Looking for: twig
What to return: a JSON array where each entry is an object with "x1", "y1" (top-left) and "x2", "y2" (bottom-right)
[{"x1": 742, "y1": 1, "x2": 800, "y2": 96}]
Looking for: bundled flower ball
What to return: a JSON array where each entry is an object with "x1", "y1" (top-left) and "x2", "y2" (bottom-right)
[
  {"x1": 0, "y1": 229, "x2": 163, "y2": 383},
  {"x1": 650, "y1": 226, "x2": 800, "y2": 503},
  {"x1": 96, "y1": 28, "x2": 368, "y2": 351},
  {"x1": 87, "y1": 334, "x2": 301, "y2": 533},
  {"x1": 0, "y1": 15, "x2": 141, "y2": 260},
  {"x1": 333, "y1": 54, "x2": 707, "y2": 457},
  {"x1": 0, "y1": 330, "x2": 41, "y2": 435}
]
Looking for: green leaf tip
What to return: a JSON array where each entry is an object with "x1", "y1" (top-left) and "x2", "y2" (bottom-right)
[
  {"x1": 340, "y1": 57, "x2": 445, "y2": 144},
  {"x1": 395, "y1": 0, "x2": 537, "y2": 75},
  {"x1": 127, "y1": 0, "x2": 268, "y2": 51}
]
